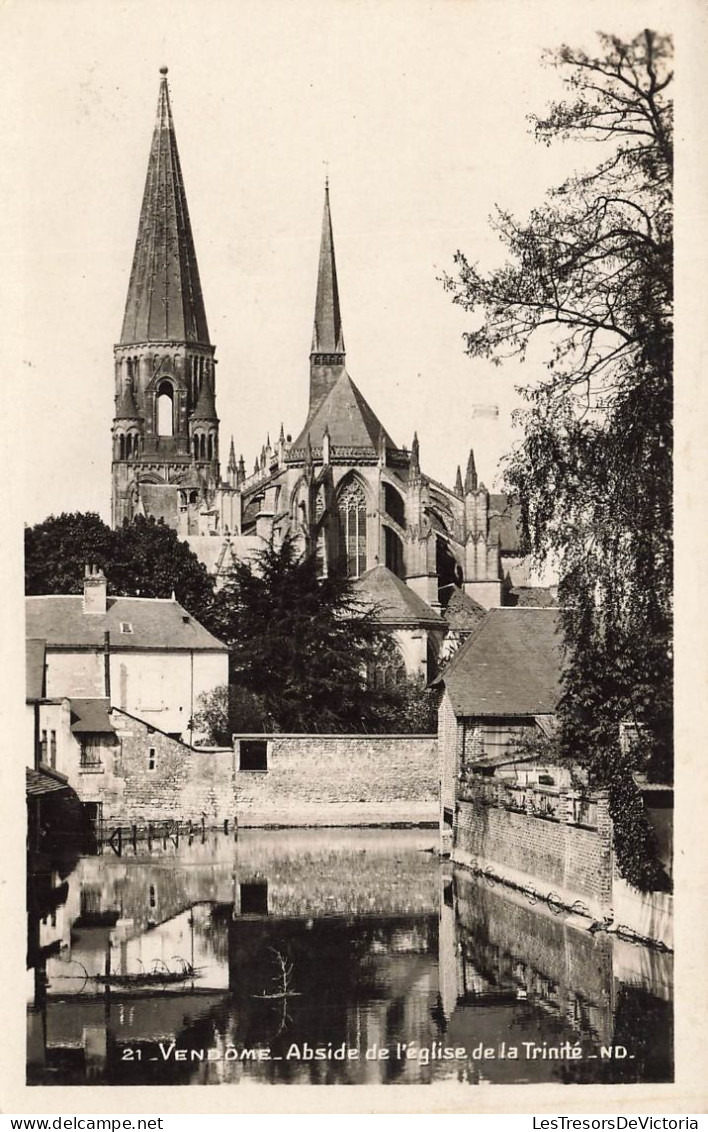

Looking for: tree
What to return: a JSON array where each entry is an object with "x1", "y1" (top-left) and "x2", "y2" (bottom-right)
[
  {"x1": 25, "y1": 512, "x2": 218, "y2": 631},
  {"x1": 444, "y1": 32, "x2": 672, "y2": 886},
  {"x1": 210, "y1": 535, "x2": 423, "y2": 733}
]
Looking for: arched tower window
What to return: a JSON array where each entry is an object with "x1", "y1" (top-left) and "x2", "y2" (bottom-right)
[
  {"x1": 156, "y1": 381, "x2": 174, "y2": 437},
  {"x1": 119, "y1": 434, "x2": 125, "y2": 460},
  {"x1": 207, "y1": 434, "x2": 214, "y2": 461},
  {"x1": 193, "y1": 435, "x2": 199, "y2": 459},
  {"x1": 338, "y1": 479, "x2": 367, "y2": 578}
]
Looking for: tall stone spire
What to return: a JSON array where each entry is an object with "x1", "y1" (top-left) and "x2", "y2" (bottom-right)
[
  {"x1": 120, "y1": 68, "x2": 210, "y2": 345},
  {"x1": 464, "y1": 448, "x2": 478, "y2": 494},
  {"x1": 309, "y1": 180, "x2": 346, "y2": 417}
]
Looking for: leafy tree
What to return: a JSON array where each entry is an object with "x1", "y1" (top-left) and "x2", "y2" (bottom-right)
[
  {"x1": 25, "y1": 512, "x2": 217, "y2": 631},
  {"x1": 211, "y1": 535, "x2": 426, "y2": 733},
  {"x1": 445, "y1": 32, "x2": 673, "y2": 887},
  {"x1": 193, "y1": 684, "x2": 271, "y2": 745},
  {"x1": 24, "y1": 512, "x2": 114, "y2": 595}
]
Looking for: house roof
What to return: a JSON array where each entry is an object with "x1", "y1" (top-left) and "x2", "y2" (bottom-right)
[
  {"x1": 26, "y1": 638, "x2": 46, "y2": 701},
  {"x1": 290, "y1": 370, "x2": 397, "y2": 454},
  {"x1": 26, "y1": 767, "x2": 70, "y2": 798},
  {"x1": 70, "y1": 699, "x2": 116, "y2": 734},
  {"x1": 26, "y1": 596, "x2": 226, "y2": 652},
  {"x1": 441, "y1": 607, "x2": 563, "y2": 718},
  {"x1": 353, "y1": 565, "x2": 444, "y2": 626}
]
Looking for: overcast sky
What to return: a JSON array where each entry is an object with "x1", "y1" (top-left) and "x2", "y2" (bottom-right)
[{"x1": 3, "y1": 0, "x2": 687, "y2": 526}]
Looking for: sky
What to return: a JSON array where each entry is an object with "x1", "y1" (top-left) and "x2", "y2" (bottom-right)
[{"x1": 1, "y1": 0, "x2": 691, "y2": 526}]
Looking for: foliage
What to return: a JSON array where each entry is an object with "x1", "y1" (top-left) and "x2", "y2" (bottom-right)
[
  {"x1": 192, "y1": 685, "x2": 231, "y2": 747},
  {"x1": 210, "y1": 535, "x2": 432, "y2": 733},
  {"x1": 25, "y1": 511, "x2": 217, "y2": 630},
  {"x1": 444, "y1": 31, "x2": 673, "y2": 888}
]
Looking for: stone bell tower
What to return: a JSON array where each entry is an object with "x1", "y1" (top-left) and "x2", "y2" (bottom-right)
[{"x1": 111, "y1": 67, "x2": 220, "y2": 534}]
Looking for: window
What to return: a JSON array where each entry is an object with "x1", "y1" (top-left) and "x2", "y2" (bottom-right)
[
  {"x1": 49, "y1": 730, "x2": 57, "y2": 769},
  {"x1": 239, "y1": 882, "x2": 268, "y2": 915},
  {"x1": 148, "y1": 747, "x2": 156, "y2": 772},
  {"x1": 338, "y1": 479, "x2": 367, "y2": 578},
  {"x1": 120, "y1": 622, "x2": 133, "y2": 634},
  {"x1": 80, "y1": 738, "x2": 103, "y2": 769},
  {"x1": 239, "y1": 739, "x2": 268, "y2": 771},
  {"x1": 40, "y1": 730, "x2": 48, "y2": 764},
  {"x1": 156, "y1": 381, "x2": 174, "y2": 436}
]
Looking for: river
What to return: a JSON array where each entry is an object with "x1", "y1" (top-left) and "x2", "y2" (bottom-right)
[{"x1": 27, "y1": 827, "x2": 672, "y2": 1086}]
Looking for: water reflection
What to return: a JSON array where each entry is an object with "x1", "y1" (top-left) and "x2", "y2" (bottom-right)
[{"x1": 27, "y1": 829, "x2": 672, "y2": 1085}]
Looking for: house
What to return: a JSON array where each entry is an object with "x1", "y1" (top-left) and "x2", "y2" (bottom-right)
[
  {"x1": 26, "y1": 567, "x2": 228, "y2": 743},
  {"x1": 438, "y1": 607, "x2": 564, "y2": 826}
]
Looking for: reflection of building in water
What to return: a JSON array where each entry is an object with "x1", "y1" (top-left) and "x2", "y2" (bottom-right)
[{"x1": 436, "y1": 868, "x2": 673, "y2": 1084}]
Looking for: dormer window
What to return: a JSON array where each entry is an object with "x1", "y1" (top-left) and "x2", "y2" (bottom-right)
[{"x1": 120, "y1": 622, "x2": 133, "y2": 634}]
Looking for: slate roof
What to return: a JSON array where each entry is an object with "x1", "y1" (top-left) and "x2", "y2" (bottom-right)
[
  {"x1": 121, "y1": 70, "x2": 210, "y2": 346},
  {"x1": 26, "y1": 638, "x2": 46, "y2": 701},
  {"x1": 70, "y1": 699, "x2": 117, "y2": 734},
  {"x1": 442, "y1": 587, "x2": 487, "y2": 631},
  {"x1": 290, "y1": 371, "x2": 397, "y2": 454},
  {"x1": 441, "y1": 607, "x2": 563, "y2": 718},
  {"x1": 26, "y1": 768, "x2": 70, "y2": 798},
  {"x1": 353, "y1": 565, "x2": 444, "y2": 626},
  {"x1": 26, "y1": 596, "x2": 227, "y2": 652}
]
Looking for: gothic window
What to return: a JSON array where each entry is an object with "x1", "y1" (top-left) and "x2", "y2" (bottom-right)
[
  {"x1": 338, "y1": 479, "x2": 367, "y2": 578},
  {"x1": 207, "y1": 434, "x2": 214, "y2": 461},
  {"x1": 368, "y1": 639, "x2": 406, "y2": 691},
  {"x1": 119, "y1": 435, "x2": 125, "y2": 459},
  {"x1": 200, "y1": 434, "x2": 206, "y2": 460},
  {"x1": 193, "y1": 436, "x2": 199, "y2": 459},
  {"x1": 156, "y1": 381, "x2": 174, "y2": 436}
]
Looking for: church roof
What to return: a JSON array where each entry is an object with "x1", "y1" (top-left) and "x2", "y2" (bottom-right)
[
  {"x1": 442, "y1": 587, "x2": 487, "y2": 631},
  {"x1": 290, "y1": 370, "x2": 396, "y2": 455},
  {"x1": 120, "y1": 69, "x2": 210, "y2": 346},
  {"x1": 353, "y1": 565, "x2": 444, "y2": 626},
  {"x1": 440, "y1": 608, "x2": 563, "y2": 718},
  {"x1": 26, "y1": 595, "x2": 226, "y2": 652},
  {"x1": 311, "y1": 182, "x2": 344, "y2": 355}
]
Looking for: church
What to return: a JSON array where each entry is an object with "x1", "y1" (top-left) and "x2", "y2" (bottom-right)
[{"x1": 111, "y1": 69, "x2": 550, "y2": 680}]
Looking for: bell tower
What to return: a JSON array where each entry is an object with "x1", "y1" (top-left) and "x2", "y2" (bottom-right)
[{"x1": 112, "y1": 68, "x2": 220, "y2": 533}]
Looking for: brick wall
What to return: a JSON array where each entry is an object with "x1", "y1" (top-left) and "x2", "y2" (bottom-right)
[
  {"x1": 454, "y1": 781, "x2": 612, "y2": 917},
  {"x1": 234, "y1": 732, "x2": 438, "y2": 825}
]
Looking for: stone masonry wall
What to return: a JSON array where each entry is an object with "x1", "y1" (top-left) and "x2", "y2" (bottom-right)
[
  {"x1": 74, "y1": 716, "x2": 437, "y2": 827},
  {"x1": 234, "y1": 733, "x2": 438, "y2": 825},
  {"x1": 455, "y1": 786, "x2": 612, "y2": 917},
  {"x1": 75, "y1": 709, "x2": 233, "y2": 825}
]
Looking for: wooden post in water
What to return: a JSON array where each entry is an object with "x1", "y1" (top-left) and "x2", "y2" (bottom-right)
[
  {"x1": 147, "y1": 822, "x2": 152, "y2": 850},
  {"x1": 233, "y1": 814, "x2": 238, "y2": 841},
  {"x1": 201, "y1": 815, "x2": 206, "y2": 841},
  {"x1": 131, "y1": 825, "x2": 137, "y2": 854},
  {"x1": 224, "y1": 818, "x2": 229, "y2": 835}
]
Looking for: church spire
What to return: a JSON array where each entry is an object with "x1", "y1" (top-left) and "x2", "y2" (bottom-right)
[
  {"x1": 464, "y1": 448, "x2": 478, "y2": 494},
  {"x1": 120, "y1": 68, "x2": 210, "y2": 345},
  {"x1": 309, "y1": 180, "x2": 346, "y2": 417}
]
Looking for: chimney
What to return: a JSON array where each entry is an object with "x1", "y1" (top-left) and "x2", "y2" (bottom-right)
[{"x1": 83, "y1": 564, "x2": 107, "y2": 615}]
